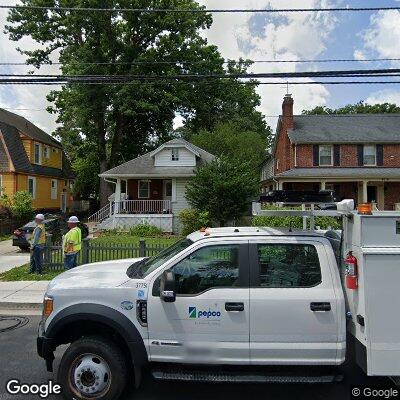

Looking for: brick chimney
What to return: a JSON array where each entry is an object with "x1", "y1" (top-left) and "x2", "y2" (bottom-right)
[{"x1": 282, "y1": 94, "x2": 294, "y2": 129}]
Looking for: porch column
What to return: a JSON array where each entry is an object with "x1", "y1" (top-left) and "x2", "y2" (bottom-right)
[
  {"x1": 114, "y1": 178, "x2": 121, "y2": 214},
  {"x1": 362, "y1": 180, "x2": 368, "y2": 203},
  {"x1": 320, "y1": 181, "x2": 326, "y2": 191},
  {"x1": 277, "y1": 180, "x2": 283, "y2": 190}
]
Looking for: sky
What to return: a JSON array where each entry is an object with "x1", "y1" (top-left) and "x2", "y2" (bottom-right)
[{"x1": 0, "y1": 0, "x2": 400, "y2": 134}]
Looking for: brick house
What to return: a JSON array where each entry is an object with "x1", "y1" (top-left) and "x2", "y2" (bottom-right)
[{"x1": 260, "y1": 95, "x2": 400, "y2": 210}]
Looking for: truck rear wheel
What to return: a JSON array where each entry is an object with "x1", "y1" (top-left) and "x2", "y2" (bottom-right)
[{"x1": 58, "y1": 336, "x2": 128, "y2": 400}]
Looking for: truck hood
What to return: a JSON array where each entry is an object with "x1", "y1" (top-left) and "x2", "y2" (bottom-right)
[{"x1": 47, "y1": 258, "x2": 145, "y2": 290}]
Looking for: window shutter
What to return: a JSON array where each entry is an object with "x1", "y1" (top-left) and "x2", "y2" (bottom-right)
[
  {"x1": 313, "y1": 145, "x2": 319, "y2": 166},
  {"x1": 333, "y1": 145, "x2": 340, "y2": 166},
  {"x1": 357, "y1": 145, "x2": 364, "y2": 166},
  {"x1": 376, "y1": 144, "x2": 384, "y2": 166}
]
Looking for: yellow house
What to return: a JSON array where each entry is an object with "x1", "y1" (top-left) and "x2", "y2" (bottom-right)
[{"x1": 0, "y1": 108, "x2": 74, "y2": 212}]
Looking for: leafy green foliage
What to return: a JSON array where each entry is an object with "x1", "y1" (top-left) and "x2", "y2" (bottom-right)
[
  {"x1": 10, "y1": 191, "x2": 34, "y2": 221},
  {"x1": 178, "y1": 208, "x2": 210, "y2": 236},
  {"x1": 252, "y1": 206, "x2": 341, "y2": 230},
  {"x1": 189, "y1": 119, "x2": 271, "y2": 171},
  {"x1": 6, "y1": 1, "x2": 267, "y2": 203},
  {"x1": 303, "y1": 101, "x2": 400, "y2": 115},
  {"x1": 186, "y1": 157, "x2": 258, "y2": 226},
  {"x1": 128, "y1": 223, "x2": 163, "y2": 237}
]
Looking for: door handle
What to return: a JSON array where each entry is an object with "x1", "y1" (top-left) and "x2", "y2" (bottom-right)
[
  {"x1": 225, "y1": 302, "x2": 244, "y2": 312},
  {"x1": 310, "y1": 302, "x2": 331, "y2": 312}
]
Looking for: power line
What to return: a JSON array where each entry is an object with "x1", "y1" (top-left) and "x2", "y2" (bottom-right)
[
  {"x1": 1, "y1": 57, "x2": 400, "y2": 67},
  {"x1": 1, "y1": 68, "x2": 400, "y2": 80},
  {"x1": 1, "y1": 5, "x2": 400, "y2": 13}
]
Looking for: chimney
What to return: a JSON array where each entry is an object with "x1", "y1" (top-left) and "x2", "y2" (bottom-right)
[{"x1": 282, "y1": 94, "x2": 294, "y2": 129}]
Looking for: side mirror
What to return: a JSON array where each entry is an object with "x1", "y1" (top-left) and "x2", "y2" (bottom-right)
[{"x1": 160, "y1": 270, "x2": 176, "y2": 303}]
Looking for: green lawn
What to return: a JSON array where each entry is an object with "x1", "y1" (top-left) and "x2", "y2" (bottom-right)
[
  {"x1": 0, "y1": 233, "x2": 179, "y2": 282},
  {"x1": 0, "y1": 234, "x2": 11, "y2": 242}
]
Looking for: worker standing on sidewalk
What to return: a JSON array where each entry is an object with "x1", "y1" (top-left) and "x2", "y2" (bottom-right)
[
  {"x1": 29, "y1": 214, "x2": 46, "y2": 274},
  {"x1": 63, "y1": 216, "x2": 82, "y2": 270}
]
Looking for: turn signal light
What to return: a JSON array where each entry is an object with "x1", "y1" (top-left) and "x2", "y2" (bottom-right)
[
  {"x1": 358, "y1": 203, "x2": 373, "y2": 215},
  {"x1": 43, "y1": 296, "x2": 53, "y2": 318}
]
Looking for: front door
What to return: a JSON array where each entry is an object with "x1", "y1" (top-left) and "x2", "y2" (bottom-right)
[
  {"x1": 147, "y1": 241, "x2": 250, "y2": 364},
  {"x1": 249, "y1": 238, "x2": 344, "y2": 365}
]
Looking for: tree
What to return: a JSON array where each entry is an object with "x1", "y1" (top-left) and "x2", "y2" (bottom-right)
[
  {"x1": 303, "y1": 101, "x2": 400, "y2": 115},
  {"x1": 6, "y1": 1, "x2": 265, "y2": 205},
  {"x1": 189, "y1": 119, "x2": 271, "y2": 172},
  {"x1": 185, "y1": 157, "x2": 259, "y2": 226}
]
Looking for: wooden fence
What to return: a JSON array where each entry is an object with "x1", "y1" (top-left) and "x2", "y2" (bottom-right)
[{"x1": 43, "y1": 236, "x2": 169, "y2": 271}]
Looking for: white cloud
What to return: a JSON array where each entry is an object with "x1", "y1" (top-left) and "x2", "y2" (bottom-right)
[
  {"x1": 355, "y1": 10, "x2": 400, "y2": 62},
  {"x1": 366, "y1": 89, "x2": 400, "y2": 105}
]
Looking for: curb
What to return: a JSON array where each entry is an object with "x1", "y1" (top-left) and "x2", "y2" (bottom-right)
[{"x1": 0, "y1": 301, "x2": 42, "y2": 310}]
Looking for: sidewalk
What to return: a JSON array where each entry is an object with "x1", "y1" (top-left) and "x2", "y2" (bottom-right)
[
  {"x1": 0, "y1": 239, "x2": 30, "y2": 273},
  {"x1": 0, "y1": 281, "x2": 48, "y2": 309}
]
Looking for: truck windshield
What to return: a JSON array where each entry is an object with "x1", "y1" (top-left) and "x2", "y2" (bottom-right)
[{"x1": 127, "y1": 238, "x2": 193, "y2": 279}]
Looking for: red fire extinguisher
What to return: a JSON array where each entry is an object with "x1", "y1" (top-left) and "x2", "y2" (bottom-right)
[{"x1": 345, "y1": 251, "x2": 358, "y2": 290}]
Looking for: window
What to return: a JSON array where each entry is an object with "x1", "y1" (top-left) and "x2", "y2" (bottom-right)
[
  {"x1": 28, "y1": 177, "x2": 36, "y2": 199},
  {"x1": 34, "y1": 143, "x2": 41, "y2": 164},
  {"x1": 138, "y1": 180, "x2": 150, "y2": 198},
  {"x1": 51, "y1": 179, "x2": 58, "y2": 200},
  {"x1": 257, "y1": 243, "x2": 321, "y2": 288},
  {"x1": 44, "y1": 146, "x2": 50, "y2": 159},
  {"x1": 363, "y1": 145, "x2": 376, "y2": 166},
  {"x1": 319, "y1": 145, "x2": 333, "y2": 166},
  {"x1": 170, "y1": 244, "x2": 240, "y2": 295},
  {"x1": 171, "y1": 148, "x2": 179, "y2": 161}
]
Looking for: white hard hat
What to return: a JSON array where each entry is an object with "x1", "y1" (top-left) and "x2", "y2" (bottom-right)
[
  {"x1": 67, "y1": 216, "x2": 80, "y2": 223},
  {"x1": 35, "y1": 213, "x2": 45, "y2": 220}
]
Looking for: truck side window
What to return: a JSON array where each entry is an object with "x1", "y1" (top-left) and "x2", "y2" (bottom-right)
[
  {"x1": 257, "y1": 244, "x2": 321, "y2": 288},
  {"x1": 170, "y1": 245, "x2": 240, "y2": 295}
]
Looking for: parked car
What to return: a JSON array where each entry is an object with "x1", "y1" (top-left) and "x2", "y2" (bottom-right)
[{"x1": 12, "y1": 216, "x2": 89, "y2": 251}]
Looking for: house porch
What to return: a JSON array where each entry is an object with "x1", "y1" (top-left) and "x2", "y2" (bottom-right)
[{"x1": 267, "y1": 179, "x2": 400, "y2": 210}]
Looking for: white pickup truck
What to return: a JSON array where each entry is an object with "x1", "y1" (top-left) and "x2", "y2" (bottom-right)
[{"x1": 37, "y1": 199, "x2": 400, "y2": 400}]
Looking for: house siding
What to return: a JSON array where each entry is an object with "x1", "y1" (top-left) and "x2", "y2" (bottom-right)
[
  {"x1": 154, "y1": 148, "x2": 196, "y2": 167},
  {"x1": 171, "y1": 178, "x2": 190, "y2": 233}
]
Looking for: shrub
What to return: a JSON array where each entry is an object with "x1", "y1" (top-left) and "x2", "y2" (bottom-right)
[
  {"x1": 10, "y1": 191, "x2": 34, "y2": 221},
  {"x1": 128, "y1": 223, "x2": 163, "y2": 237},
  {"x1": 179, "y1": 209, "x2": 210, "y2": 236},
  {"x1": 252, "y1": 205, "x2": 340, "y2": 230}
]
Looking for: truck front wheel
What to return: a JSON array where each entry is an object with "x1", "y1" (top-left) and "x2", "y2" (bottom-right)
[{"x1": 58, "y1": 336, "x2": 128, "y2": 400}]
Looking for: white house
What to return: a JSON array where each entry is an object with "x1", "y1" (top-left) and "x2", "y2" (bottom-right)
[{"x1": 89, "y1": 138, "x2": 215, "y2": 233}]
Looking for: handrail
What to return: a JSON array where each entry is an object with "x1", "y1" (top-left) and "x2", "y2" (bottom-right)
[
  {"x1": 88, "y1": 203, "x2": 114, "y2": 224},
  {"x1": 115, "y1": 199, "x2": 171, "y2": 214}
]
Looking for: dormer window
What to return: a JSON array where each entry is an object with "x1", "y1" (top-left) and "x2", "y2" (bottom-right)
[{"x1": 171, "y1": 148, "x2": 179, "y2": 161}]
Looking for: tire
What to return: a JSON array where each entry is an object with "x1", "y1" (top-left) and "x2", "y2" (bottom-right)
[{"x1": 57, "y1": 336, "x2": 128, "y2": 400}]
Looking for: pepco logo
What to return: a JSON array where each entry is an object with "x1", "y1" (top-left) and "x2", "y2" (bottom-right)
[{"x1": 188, "y1": 306, "x2": 221, "y2": 319}]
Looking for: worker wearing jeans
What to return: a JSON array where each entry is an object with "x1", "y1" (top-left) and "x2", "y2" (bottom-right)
[
  {"x1": 29, "y1": 214, "x2": 46, "y2": 274},
  {"x1": 63, "y1": 216, "x2": 82, "y2": 270}
]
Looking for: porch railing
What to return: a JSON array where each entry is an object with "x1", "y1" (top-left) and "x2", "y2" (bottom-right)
[
  {"x1": 88, "y1": 202, "x2": 115, "y2": 224},
  {"x1": 115, "y1": 200, "x2": 171, "y2": 214}
]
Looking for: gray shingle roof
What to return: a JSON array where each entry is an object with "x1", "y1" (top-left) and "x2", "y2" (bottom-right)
[
  {"x1": 288, "y1": 114, "x2": 400, "y2": 144},
  {"x1": 0, "y1": 108, "x2": 62, "y2": 148},
  {"x1": 101, "y1": 138, "x2": 215, "y2": 177},
  {"x1": 276, "y1": 167, "x2": 400, "y2": 179},
  {"x1": 0, "y1": 121, "x2": 74, "y2": 178}
]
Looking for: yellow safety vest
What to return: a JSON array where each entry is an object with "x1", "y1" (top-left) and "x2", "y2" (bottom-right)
[
  {"x1": 63, "y1": 226, "x2": 82, "y2": 254},
  {"x1": 32, "y1": 223, "x2": 46, "y2": 245}
]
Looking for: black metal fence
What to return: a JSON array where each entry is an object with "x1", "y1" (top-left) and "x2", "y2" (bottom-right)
[{"x1": 43, "y1": 236, "x2": 170, "y2": 271}]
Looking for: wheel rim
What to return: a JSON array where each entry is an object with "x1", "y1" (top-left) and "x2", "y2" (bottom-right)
[{"x1": 69, "y1": 353, "x2": 112, "y2": 398}]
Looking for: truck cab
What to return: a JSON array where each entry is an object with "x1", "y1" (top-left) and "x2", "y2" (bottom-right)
[{"x1": 37, "y1": 227, "x2": 345, "y2": 400}]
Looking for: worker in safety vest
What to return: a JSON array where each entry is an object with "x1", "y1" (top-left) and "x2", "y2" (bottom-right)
[
  {"x1": 63, "y1": 216, "x2": 82, "y2": 270},
  {"x1": 29, "y1": 213, "x2": 46, "y2": 274}
]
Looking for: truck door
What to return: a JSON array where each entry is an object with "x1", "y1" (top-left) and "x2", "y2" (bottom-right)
[
  {"x1": 147, "y1": 240, "x2": 250, "y2": 364},
  {"x1": 249, "y1": 238, "x2": 345, "y2": 365}
]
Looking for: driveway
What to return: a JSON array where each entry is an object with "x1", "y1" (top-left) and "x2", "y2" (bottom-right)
[{"x1": 0, "y1": 240, "x2": 30, "y2": 273}]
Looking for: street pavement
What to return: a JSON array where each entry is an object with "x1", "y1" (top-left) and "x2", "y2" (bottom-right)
[
  {"x1": 0, "y1": 281, "x2": 48, "y2": 307},
  {"x1": 0, "y1": 314, "x2": 393, "y2": 400},
  {"x1": 0, "y1": 239, "x2": 30, "y2": 274}
]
